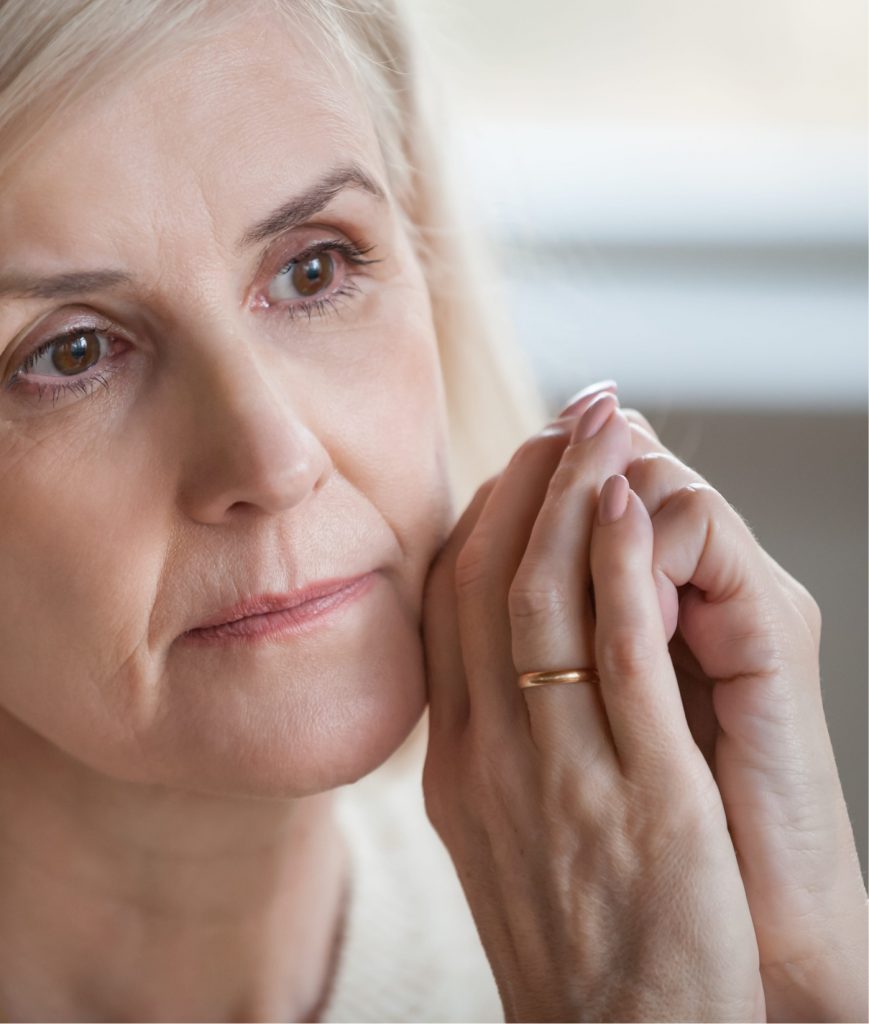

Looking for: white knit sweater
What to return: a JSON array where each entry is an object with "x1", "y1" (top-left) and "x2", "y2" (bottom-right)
[{"x1": 321, "y1": 761, "x2": 505, "y2": 1023}]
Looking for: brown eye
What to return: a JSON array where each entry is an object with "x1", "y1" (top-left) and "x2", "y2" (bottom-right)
[
  {"x1": 51, "y1": 331, "x2": 102, "y2": 375},
  {"x1": 16, "y1": 328, "x2": 111, "y2": 383},
  {"x1": 289, "y1": 253, "x2": 335, "y2": 297}
]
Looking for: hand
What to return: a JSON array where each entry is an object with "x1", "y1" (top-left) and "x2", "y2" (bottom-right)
[
  {"x1": 614, "y1": 405, "x2": 869, "y2": 1023},
  {"x1": 421, "y1": 384, "x2": 765, "y2": 1023}
]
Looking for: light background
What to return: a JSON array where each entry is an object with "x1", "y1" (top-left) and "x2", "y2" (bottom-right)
[{"x1": 411, "y1": 0, "x2": 868, "y2": 881}]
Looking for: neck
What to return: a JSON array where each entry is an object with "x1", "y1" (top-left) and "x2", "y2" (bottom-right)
[{"x1": 0, "y1": 709, "x2": 350, "y2": 1022}]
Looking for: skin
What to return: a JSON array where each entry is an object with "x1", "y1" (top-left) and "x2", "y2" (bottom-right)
[
  {"x1": 423, "y1": 382, "x2": 867, "y2": 1022},
  {"x1": 614, "y1": 403, "x2": 869, "y2": 1022},
  {"x1": 423, "y1": 393, "x2": 766, "y2": 1021},
  {"x1": 0, "y1": 11, "x2": 453, "y2": 1022}
]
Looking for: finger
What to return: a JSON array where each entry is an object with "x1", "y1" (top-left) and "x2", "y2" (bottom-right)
[
  {"x1": 622, "y1": 450, "x2": 755, "y2": 771},
  {"x1": 639, "y1": 482, "x2": 783, "y2": 680},
  {"x1": 624, "y1": 448, "x2": 808, "y2": 628},
  {"x1": 589, "y1": 474, "x2": 699, "y2": 780},
  {"x1": 624, "y1": 451, "x2": 710, "y2": 641},
  {"x1": 622, "y1": 438, "x2": 810, "y2": 774},
  {"x1": 511, "y1": 393, "x2": 628, "y2": 669},
  {"x1": 625, "y1": 449, "x2": 775, "y2": 625},
  {"x1": 454, "y1": 389, "x2": 626, "y2": 737},
  {"x1": 610, "y1": 422, "x2": 689, "y2": 640},
  {"x1": 509, "y1": 396, "x2": 633, "y2": 766},
  {"x1": 625, "y1": 449, "x2": 710, "y2": 516},
  {"x1": 423, "y1": 475, "x2": 498, "y2": 736},
  {"x1": 622, "y1": 452, "x2": 720, "y2": 749}
]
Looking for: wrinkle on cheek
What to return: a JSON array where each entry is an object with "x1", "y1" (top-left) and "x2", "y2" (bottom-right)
[
  {"x1": 106, "y1": 632, "x2": 167, "y2": 753},
  {"x1": 0, "y1": 418, "x2": 166, "y2": 717},
  {"x1": 0, "y1": 425, "x2": 64, "y2": 483}
]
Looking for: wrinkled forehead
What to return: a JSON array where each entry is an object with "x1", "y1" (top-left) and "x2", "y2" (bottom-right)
[{"x1": 0, "y1": 10, "x2": 386, "y2": 269}]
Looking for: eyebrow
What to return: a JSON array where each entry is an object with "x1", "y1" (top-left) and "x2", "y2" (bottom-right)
[
  {"x1": 0, "y1": 163, "x2": 387, "y2": 302},
  {"x1": 237, "y1": 163, "x2": 386, "y2": 251}
]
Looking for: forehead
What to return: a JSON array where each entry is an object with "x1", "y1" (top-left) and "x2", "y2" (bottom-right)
[{"x1": 0, "y1": 11, "x2": 383, "y2": 264}]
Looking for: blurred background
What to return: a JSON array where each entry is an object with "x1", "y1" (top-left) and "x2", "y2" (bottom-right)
[{"x1": 411, "y1": 0, "x2": 867, "y2": 880}]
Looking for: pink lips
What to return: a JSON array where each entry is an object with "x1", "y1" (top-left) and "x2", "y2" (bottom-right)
[{"x1": 182, "y1": 572, "x2": 377, "y2": 645}]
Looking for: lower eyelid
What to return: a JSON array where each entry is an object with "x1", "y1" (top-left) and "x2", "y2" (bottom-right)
[
  {"x1": 8, "y1": 366, "x2": 115, "y2": 406},
  {"x1": 278, "y1": 279, "x2": 362, "y2": 320}
]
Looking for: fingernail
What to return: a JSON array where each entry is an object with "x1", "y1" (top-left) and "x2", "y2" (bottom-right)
[
  {"x1": 573, "y1": 391, "x2": 619, "y2": 441},
  {"x1": 598, "y1": 474, "x2": 630, "y2": 525},
  {"x1": 558, "y1": 379, "x2": 618, "y2": 416}
]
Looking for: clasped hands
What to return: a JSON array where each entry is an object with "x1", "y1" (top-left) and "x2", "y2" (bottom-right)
[{"x1": 422, "y1": 379, "x2": 868, "y2": 1023}]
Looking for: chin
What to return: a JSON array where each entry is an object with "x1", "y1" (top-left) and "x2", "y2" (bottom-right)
[
  {"x1": 124, "y1": 609, "x2": 430, "y2": 800},
  {"x1": 164, "y1": 680, "x2": 427, "y2": 800}
]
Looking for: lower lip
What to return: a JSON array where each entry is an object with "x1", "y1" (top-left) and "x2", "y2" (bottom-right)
[{"x1": 182, "y1": 572, "x2": 378, "y2": 646}]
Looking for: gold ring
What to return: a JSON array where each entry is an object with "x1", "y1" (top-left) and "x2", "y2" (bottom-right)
[{"x1": 517, "y1": 668, "x2": 600, "y2": 689}]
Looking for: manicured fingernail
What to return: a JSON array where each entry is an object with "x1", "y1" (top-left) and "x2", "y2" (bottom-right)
[
  {"x1": 574, "y1": 391, "x2": 619, "y2": 441},
  {"x1": 598, "y1": 474, "x2": 630, "y2": 525},
  {"x1": 559, "y1": 379, "x2": 618, "y2": 416}
]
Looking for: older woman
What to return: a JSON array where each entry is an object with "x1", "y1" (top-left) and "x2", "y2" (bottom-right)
[{"x1": 0, "y1": 0, "x2": 864, "y2": 1021}]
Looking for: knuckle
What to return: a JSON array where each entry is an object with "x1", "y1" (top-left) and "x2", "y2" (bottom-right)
[
  {"x1": 621, "y1": 407, "x2": 658, "y2": 435},
  {"x1": 508, "y1": 571, "x2": 572, "y2": 622},
  {"x1": 669, "y1": 480, "x2": 721, "y2": 516},
  {"x1": 541, "y1": 457, "x2": 583, "y2": 507},
  {"x1": 625, "y1": 450, "x2": 683, "y2": 486},
  {"x1": 622, "y1": 407, "x2": 646, "y2": 432},
  {"x1": 804, "y1": 592, "x2": 822, "y2": 635},
  {"x1": 658, "y1": 793, "x2": 717, "y2": 857},
  {"x1": 598, "y1": 627, "x2": 659, "y2": 679},
  {"x1": 674, "y1": 478, "x2": 713, "y2": 498},
  {"x1": 672, "y1": 482, "x2": 760, "y2": 545}
]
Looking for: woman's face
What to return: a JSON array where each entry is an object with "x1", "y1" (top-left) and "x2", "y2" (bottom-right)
[{"x1": 0, "y1": 12, "x2": 453, "y2": 797}]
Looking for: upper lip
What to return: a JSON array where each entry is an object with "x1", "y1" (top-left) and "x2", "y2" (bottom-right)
[{"x1": 186, "y1": 573, "x2": 373, "y2": 632}]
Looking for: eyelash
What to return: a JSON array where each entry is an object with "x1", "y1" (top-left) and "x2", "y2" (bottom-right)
[
  {"x1": 9, "y1": 331, "x2": 117, "y2": 408},
  {"x1": 274, "y1": 238, "x2": 380, "y2": 322},
  {"x1": 8, "y1": 236, "x2": 381, "y2": 406}
]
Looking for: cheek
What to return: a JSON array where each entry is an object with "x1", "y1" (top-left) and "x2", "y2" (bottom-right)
[
  {"x1": 0, "y1": 428, "x2": 166, "y2": 754},
  {"x1": 329, "y1": 290, "x2": 454, "y2": 594}
]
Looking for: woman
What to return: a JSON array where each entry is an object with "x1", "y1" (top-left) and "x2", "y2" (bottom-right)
[{"x1": 0, "y1": 1, "x2": 864, "y2": 1021}]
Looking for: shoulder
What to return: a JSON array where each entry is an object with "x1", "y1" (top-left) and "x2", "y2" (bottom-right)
[{"x1": 322, "y1": 759, "x2": 504, "y2": 1023}]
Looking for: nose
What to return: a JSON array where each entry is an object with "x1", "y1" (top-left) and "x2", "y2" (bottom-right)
[{"x1": 173, "y1": 336, "x2": 332, "y2": 525}]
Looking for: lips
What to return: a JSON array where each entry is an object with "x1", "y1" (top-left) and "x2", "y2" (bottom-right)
[{"x1": 186, "y1": 573, "x2": 375, "y2": 634}]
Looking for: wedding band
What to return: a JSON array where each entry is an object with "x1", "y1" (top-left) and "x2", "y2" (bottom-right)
[{"x1": 517, "y1": 667, "x2": 600, "y2": 689}]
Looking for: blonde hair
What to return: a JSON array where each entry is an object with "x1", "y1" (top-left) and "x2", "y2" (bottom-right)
[{"x1": 0, "y1": 0, "x2": 550, "y2": 778}]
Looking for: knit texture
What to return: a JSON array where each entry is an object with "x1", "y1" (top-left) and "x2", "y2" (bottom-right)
[{"x1": 320, "y1": 761, "x2": 504, "y2": 1023}]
